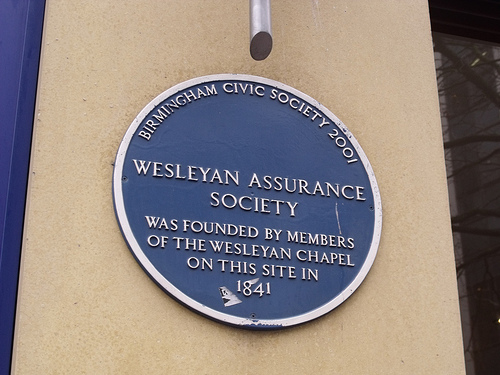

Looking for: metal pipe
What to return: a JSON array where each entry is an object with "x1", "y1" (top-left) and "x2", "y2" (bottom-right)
[{"x1": 249, "y1": 0, "x2": 272, "y2": 60}]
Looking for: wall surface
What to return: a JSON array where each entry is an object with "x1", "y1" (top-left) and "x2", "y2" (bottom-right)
[{"x1": 13, "y1": 1, "x2": 465, "y2": 374}]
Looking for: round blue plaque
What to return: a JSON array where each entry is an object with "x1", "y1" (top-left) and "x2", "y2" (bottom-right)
[{"x1": 113, "y1": 74, "x2": 382, "y2": 329}]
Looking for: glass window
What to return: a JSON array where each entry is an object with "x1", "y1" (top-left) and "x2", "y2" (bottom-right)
[{"x1": 434, "y1": 33, "x2": 500, "y2": 375}]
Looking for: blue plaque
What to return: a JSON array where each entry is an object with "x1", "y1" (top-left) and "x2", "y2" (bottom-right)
[{"x1": 113, "y1": 74, "x2": 382, "y2": 329}]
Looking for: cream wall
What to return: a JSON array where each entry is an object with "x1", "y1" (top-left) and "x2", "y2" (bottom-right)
[{"x1": 13, "y1": 1, "x2": 465, "y2": 374}]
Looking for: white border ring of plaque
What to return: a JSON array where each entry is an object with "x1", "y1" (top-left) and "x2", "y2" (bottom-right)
[{"x1": 113, "y1": 74, "x2": 382, "y2": 329}]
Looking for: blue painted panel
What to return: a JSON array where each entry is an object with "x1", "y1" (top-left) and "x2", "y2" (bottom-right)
[{"x1": 0, "y1": 0, "x2": 45, "y2": 372}]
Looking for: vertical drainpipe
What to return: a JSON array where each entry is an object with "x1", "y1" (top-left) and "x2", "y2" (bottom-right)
[{"x1": 250, "y1": 0, "x2": 273, "y2": 60}]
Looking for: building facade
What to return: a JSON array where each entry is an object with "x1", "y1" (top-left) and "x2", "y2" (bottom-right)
[{"x1": 5, "y1": 1, "x2": 499, "y2": 373}]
